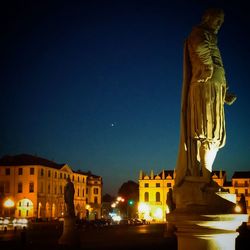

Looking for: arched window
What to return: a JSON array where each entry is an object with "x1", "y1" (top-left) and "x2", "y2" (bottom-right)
[
  {"x1": 144, "y1": 192, "x2": 149, "y2": 202},
  {"x1": 156, "y1": 192, "x2": 160, "y2": 202}
]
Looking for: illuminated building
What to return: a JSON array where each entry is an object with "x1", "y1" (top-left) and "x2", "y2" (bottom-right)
[
  {"x1": 138, "y1": 170, "x2": 175, "y2": 222},
  {"x1": 232, "y1": 171, "x2": 250, "y2": 212},
  {"x1": 138, "y1": 169, "x2": 249, "y2": 222},
  {"x1": 0, "y1": 154, "x2": 102, "y2": 220}
]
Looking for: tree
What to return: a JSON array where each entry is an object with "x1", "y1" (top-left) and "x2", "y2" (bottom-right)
[
  {"x1": 117, "y1": 180, "x2": 139, "y2": 218},
  {"x1": 102, "y1": 193, "x2": 115, "y2": 203}
]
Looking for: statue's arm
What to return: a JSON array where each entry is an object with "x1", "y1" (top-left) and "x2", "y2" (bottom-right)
[{"x1": 189, "y1": 29, "x2": 213, "y2": 82}]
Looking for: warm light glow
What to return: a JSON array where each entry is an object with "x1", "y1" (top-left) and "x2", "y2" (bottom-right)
[
  {"x1": 138, "y1": 202, "x2": 150, "y2": 214},
  {"x1": 235, "y1": 205, "x2": 241, "y2": 213},
  {"x1": 138, "y1": 202, "x2": 152, "y2": 221},
  {"x1": 111, "y1": 203, "x2": 116, "y2": 208},
  {"x1": 117, "y1": 196, "x2": 124, "y2": 202},
  {"x1": 112, "y1": 215, "x2": 121, "y2": 222},
  {"x1": 4, "y1": 198, "x2": 14, "y2": 208},
  {"x1": 154, "y1": 208, "x2": 163, "y2": 220}
]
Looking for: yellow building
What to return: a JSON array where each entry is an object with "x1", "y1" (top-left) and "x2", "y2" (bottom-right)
[
  {"x1": 0, "y1": 154, "x2": 102, "y2": 220},
  {"x1": 232, "y1": 171, "x2": 250, "y2": 212},
  {"x1": 138, "y1": 170, "x2": 175, "y2": 222},
  {"x1": 138, "y1": 169, "x2": 250, "y2": 222}
]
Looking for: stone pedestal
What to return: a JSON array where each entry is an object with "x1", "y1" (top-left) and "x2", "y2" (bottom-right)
[
  {"x1": 167, "y1": 209, "x2": 248, "y2": 250},
  {"x1": 166, "y1": 179, "x2": 249, "y2": 250},
  {"x1": 58, "y1": 216, "x2": 80, "y2": 247}
]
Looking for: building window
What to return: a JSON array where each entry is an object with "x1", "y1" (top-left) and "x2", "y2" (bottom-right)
[
  {"x1": 30, "y1": 168, "x2": 34, "y2": 175},
  {"x1": 26, "y1": 210, "x2": 29, "y2": 216},
  {"x1": 82, "y1": 189, "x2": 85, "y2": 197},
  {"x1": 48, "y1": 170, "x2": 51, "y2": 177},
  {"x1": 72, "y1": 176, "x2": 74, "y2": 181},
  {"x1": 144, "y1": 183, "x2": 149, "y2": 187},
  {"x1": 0, "y1": 182, "x2": 4, "y2": 193},
  {"x1": 18, "y1": 183, "x2": 23, "y2": 193},
  {"x1": 234, "y1": 181, "x2": 238, "y2": 187},
  {"x1": 29, "y1": 182, "x2": 34, "y2": 193},
  {"x1": 54, "y1": 186, "x2": 57, "y2": 194},
  {"x1": 245, "y1": 181, "x2": 248, "y2": 187},
  {"x1": 86, "y1": 188, "x2": 88, "y2": 194},
  {"x1": 64, "y1": 174, "x2": 66, "y2": 179},
  {"x1": 156, "y1": 183, "x2": 160, "y2": 187},
  {"x1": 86, "y1": 198, "x2": 88, "y2": 204},
  {"x1": 245, "y1": 189, "x2": 248, "y2": 196},
  {"x1": 94, "y1": 188, "x2": 98, "y2": 194},
  {"x1": 156, "y1": 192, "x2": 160, "y2": 202},
  {"x1": 18, "y1": 168, "x2": 23, "y2": 175},
  {"x1": 94, "y1": 197, "x2": 98, "y2": 204},
  {"x1": 167, "y1": 183, "x2": 172, "y2": 187},
  {"x1": 2, "y1": 182, "x2": 10, "y2": 193},
  {"x1": 144, "y1": 192, "x2": 149, "y2": 202},
  {"x1": 19, "y1": 210, "x2": 21, "y2": 216},
  {"x1": 60, "y1": 173, "x2": 62, "y2": 179},
  {"x1": 54, "y1": 172, "x2": 57, "y2": 178},
  {"x1": 41, "y1": 169, "x2": 44, "y2": 176},
  {"x1": 60, "y1": 185, "x2": 63, "y2": 194},
  {"x1": 48, "y1": 184, "x2": 50, "y2": 194},
  {"x1": 78, "y1": 188, "x2": 80, "y2": 197},
  {"x1": 78, "y1": 176, "x2": 80, "y2": 182},
  {"x1": 5, "y1": 168, "x2": 10, "y2": 175}
]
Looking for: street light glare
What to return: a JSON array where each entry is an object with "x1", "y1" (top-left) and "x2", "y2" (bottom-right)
[{"x1": 4, "y1": 198, "x2": 14, "y2": 208}]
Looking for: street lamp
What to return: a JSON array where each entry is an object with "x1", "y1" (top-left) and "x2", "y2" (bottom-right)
[{"x1": 4, "y1": 198, "x2": 15, "y2": 217}]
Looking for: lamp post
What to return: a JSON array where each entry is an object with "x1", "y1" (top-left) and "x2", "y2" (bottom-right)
[{"x1": 4, "y1": 198, "x2": 14, "y2": 217}]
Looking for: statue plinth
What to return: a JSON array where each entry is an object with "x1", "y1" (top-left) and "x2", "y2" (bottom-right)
[
  {"x1": 166, "y1": 207, "x2": 248, "y2": 250},
  {"x1": 58, "y1": 216, "x2": 80, "y2": 247},
  {"x1": 173, "y1": 177, "x2": 236, "y2": 211},
  {"x1": 167, "y1": 178, "x2": 249, "y2": 250}
]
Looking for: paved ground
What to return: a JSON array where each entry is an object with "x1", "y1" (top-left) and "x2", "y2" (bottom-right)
[{"x1": 0, "y1": 222, "x2": 249, "y2": 250}]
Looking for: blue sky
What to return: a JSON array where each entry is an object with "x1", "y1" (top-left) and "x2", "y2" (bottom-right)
[{"x1": 1, "y1": 0, "x2": 250, "y2": 195}]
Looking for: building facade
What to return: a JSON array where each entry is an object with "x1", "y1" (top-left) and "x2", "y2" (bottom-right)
[
  {"x1": 138, "y1": 169, "x2": 250, "y2": 222},
  {"x1": 0, "y1": 154, "x2": 102, "y2": 220}
]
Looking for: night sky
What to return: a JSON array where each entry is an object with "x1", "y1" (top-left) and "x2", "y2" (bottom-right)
[{"x1": 1, "y1": 0, "x2": 250, "y2": 196}]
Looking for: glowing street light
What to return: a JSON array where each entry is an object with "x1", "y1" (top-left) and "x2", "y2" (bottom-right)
[
  {"x1": 4, "y1": 198, "x2": 14, "y2": 208},
  {"x1": 4, "y1": 198, "x2": 14, "y2": 217}
]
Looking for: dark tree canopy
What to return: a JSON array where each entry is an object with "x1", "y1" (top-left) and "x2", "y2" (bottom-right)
[
  {"x1": 102, "y1": 193, "x2": 115, "y2": 203},
  {"x1": 118, "y1": 180, "x2": 139, "y2": 202}
]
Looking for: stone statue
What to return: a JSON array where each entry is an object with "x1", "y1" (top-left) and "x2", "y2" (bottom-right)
[
  {"x1": 166, "y1": 10, "x2": 248, "y2": 249},
  {"x1": 59, "y1": 176, "x2": 79, "y2": 246},
  {"x1": 166, "y1": 188, "x2": 176, "y2": 212},
  {"x1": 175, "y1": 8, "x2": 236, "y2": 187},
  {"x1": 64, "y1": 176, "x2": 75, "y2": 217}
]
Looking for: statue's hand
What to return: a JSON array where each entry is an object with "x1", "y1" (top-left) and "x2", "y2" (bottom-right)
[
  {"x1": 225, "y1": 92, "x2": 237, "y2": 105},
  {"x1": 198, "y1": 65, "x2": 213, "y2": 83}
]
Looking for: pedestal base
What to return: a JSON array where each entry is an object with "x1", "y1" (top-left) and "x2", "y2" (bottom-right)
[
  {"x1": 166, "y1": 208, "x2": 248, "y2": 250},
  {"x1": 58, "y1": 216, "x2": 80, "y2": 247}
]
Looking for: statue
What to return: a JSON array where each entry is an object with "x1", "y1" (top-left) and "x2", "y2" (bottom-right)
[
  {"x1": 59, "y1": 176, "x2": 79, "y2": 246},
  {"x1": 166, "y1": 188, "x2": 176, "y2": 212},
  {"x1": 166, "y1": 10, "x2": 248, "y2": 250},
  {"x1": 175, "y1": 8, "x2": 236, "y2": 187},
  {"x1": 64, "y1": 176, "x2": 75, "y2": 217}
]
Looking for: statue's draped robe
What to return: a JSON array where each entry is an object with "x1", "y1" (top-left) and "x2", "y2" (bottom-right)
[{"x1": 175, "y1": 25, "x2": 227, "y2": 187}]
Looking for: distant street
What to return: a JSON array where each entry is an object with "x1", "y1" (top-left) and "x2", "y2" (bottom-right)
[{"x1": 0, "y1": 221, "x2": 249, "y2": 250}]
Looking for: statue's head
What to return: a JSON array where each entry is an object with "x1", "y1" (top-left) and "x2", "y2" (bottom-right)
[{"x1": 201, "y1": 8, "x2": 224, "y2": 34}]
